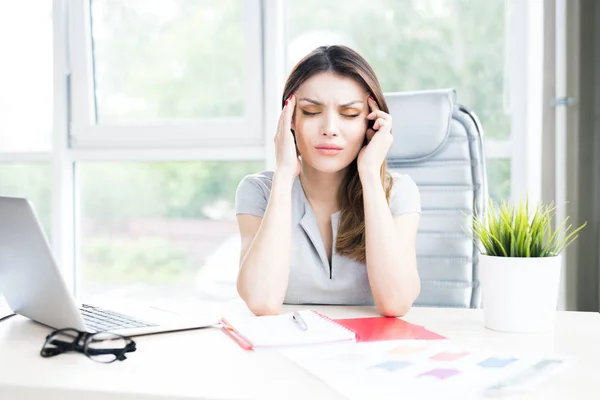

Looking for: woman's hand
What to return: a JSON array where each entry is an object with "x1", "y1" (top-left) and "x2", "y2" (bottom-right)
[
  {"x1": 274, "y1": 94, "x2": 300, "y2": 180},
  {"x1": 357, "y1": 96, "x2": 393, "y2": 178}
]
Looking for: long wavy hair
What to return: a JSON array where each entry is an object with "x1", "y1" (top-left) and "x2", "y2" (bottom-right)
[{"x1": 281, "y1": 45, "x2": 393, "y2": 263}]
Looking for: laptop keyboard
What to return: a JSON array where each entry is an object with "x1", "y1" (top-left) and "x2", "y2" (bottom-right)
[{"x1": 80, "y1": 304, "x2": 158, "y2": 333}]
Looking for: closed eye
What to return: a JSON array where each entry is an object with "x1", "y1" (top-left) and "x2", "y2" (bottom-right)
[{"x1": 301, "y1": 110, "x2": 360, "y2": 118}]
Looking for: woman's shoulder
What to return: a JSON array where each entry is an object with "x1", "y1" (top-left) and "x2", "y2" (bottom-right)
[
  {"x1": 385, "y1": 171, "x2": 418, "y2": 192},
  {"x1": 235, "y1": 171, "x2": 275, "y2": 217},
  {"x1": 236, "y1": 170, "x2": 276, "y2": 199},
  {"x1": 387, "y1": 171, "x2": 421, "y2": 216},
  {"x1": 238, "y1": 170, "x2": 275, "y2": 188}
]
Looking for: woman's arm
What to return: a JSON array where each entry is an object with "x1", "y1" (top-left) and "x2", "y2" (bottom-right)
[
  {"x1": 358, "y1": 96, "x2": 420, "y2": 317},
  {"x1": 361, "y1": 172, "x2": 421, "y2": 317},
  {"x1": 236, "y1": 94, "x2": 299, "y2": 316},
  {"x1": 236, "y1": 174, "x2": 295, "y2": 316}
]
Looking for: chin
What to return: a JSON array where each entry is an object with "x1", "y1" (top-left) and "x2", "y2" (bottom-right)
[{"x1": 304, "y1": 156, "x2": 354, "y2": 173}]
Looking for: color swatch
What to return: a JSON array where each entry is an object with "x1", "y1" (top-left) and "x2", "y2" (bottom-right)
[
  {"x1": 430, "y1": 351, "x2": 470, "y2": 361},
  {"x1": 370, "y1": 360, "x2": 413, "y2": 372},
  {"x1": 419, "y1": 368, "x2": 461, "y2": 380},
  {"x1": 478, "y1": 357, "x2": 518, "y2": 368}
]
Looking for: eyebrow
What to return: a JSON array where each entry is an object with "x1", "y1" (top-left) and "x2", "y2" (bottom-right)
[{"x1": 298, "y1": 98, "x2": 364, "y2": 107}]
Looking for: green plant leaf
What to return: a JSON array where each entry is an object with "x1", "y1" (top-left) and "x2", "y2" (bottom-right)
[{"x1": 466, "y1": 197, "x2": 586, "y2": 258}]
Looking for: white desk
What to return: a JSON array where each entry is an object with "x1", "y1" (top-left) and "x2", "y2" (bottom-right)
[{"x1": 0, "y1": 303, "x2": 599, "y2": 400}]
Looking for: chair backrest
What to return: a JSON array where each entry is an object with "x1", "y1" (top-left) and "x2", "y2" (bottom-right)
[{"x1": 384, "y1": 89, "x2": 487, "y2": 308}]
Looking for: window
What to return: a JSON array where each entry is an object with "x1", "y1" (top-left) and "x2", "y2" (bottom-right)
[
  {"x1": 487, "y1": 159, "x2": 511, "y2": 202},
  {"x1": 69, "y1": 0, "x2": 263, "y2": 148},
  {"x1": 0, "y1": 2, "x2": 53, "y2": 241},
  {"x1": 0, "y1": 163, "x2": 52, "y2": 240},
  {"x1": 78, "y1": 161, "x2": 261, "y2": 301},
  {"x1": 0, "y1": 1, "x2": 53, "y2": 152},
  {"x1": 91, "y1": 0, "x2": 245, "y2": 123},
  {"x1": 285, "y1": 0, "x2": 511, "y2": 199}
]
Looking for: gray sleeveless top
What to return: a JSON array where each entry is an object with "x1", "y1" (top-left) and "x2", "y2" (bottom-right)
[{"x1": 235, "y1": 171, "x2": 420, "y2": 306}]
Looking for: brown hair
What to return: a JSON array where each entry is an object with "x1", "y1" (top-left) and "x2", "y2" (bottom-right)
[{"x1": 281, "y1": 45, "x2": 393, "y2": 263}]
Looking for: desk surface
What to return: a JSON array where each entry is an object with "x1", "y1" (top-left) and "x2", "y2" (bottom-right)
[{"x1": 1, "y1": 302, "x2": 599, "y2": 400}]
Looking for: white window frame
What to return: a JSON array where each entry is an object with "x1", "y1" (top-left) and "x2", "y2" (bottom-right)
[
  {"x1": 67, "y1": 0, "x2": 264, "y2": 149},
  {"x1": 506, "y1": 0, "x2": 544, "y2": 204},
  {"x1": 52, "y1": 0, "x2": 77, "y2": 292},
  {"x1": 262, "y1": 0, "x2": 285, "y2": 170}
]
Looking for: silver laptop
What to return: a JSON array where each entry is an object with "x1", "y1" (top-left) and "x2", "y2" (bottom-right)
[{"x1": 0, "y1": 196, "x2": 219, "y2": 336}]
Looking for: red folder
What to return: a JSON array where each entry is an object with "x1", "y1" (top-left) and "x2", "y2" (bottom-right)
[{"x1": 332, "y1": 317, "x2": 446, "y2": 342}]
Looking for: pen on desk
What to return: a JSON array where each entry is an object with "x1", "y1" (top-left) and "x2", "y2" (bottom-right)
[{"x1": 293, "y1": 311, "x2": 308, "y2": 331}]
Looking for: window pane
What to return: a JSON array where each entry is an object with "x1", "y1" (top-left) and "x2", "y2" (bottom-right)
[
  {"x1": 79, "y1": 161, "x2": 261, "y2": 302},
  {"x1": 0, "y1": 2, "x2": 52, "y2": 152},
  {"x1": 487, "y1": 159, "x2": 511, "y2": 202},
  {"x1": 0, "y1": 163, "x2": 52, "y2": 240},
  {"x1": 91, "y1": 0, "x2": 244, "y2": 123},
  {"x1": 285, "y1": 0, "x2": 509, "y2": 141}
]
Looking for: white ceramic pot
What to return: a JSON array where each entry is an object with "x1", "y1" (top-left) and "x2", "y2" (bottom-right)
[{"x1": 479, "y1": 254, "x2": 562, "y2": 333}]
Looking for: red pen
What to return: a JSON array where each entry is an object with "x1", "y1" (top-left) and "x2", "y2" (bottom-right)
[{"x1": 219, "y1": 318, "x2": 253, "y2": 350}]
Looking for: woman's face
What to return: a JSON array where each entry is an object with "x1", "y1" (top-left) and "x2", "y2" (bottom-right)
[{"x1": 292, "y1": 72, "x2": 369, "y2": 173}]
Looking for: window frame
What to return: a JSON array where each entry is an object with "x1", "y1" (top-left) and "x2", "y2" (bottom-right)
[
  {"x1": 507, "y1": 0, "x2": 544, "y2": 204},
  {"x1": 67, "y1": 0, "x2": 264, "y2": 149}
]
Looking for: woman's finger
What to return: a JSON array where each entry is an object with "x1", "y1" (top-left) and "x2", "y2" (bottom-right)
[
  {"x1": 367, "y1": 109, "x2": 391, "y2": 122},
  {"x1": 275, "y1": 102, "x2": 287, "y2": 138},
  {"x1": 283, "y1": 94, "x2": 296, "y2": 132},
  {"x1": 373, "y1": 117, "x2": 387, "y2": 131},
  {"x1": 367, "y1": 95, "x2": 380, "y2": 112}
]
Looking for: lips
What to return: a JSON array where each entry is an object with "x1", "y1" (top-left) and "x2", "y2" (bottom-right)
[
  {"x1": 315, "y1": 144, "x2": 343, "y2": 150},
  {"x1": 314, "y1": 143, "x2": 343, "y2": 156}
]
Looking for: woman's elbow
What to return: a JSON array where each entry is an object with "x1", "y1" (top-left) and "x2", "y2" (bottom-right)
[
  {"x1": 378, "y1": 288, "x2": 421, "y2": 317},
  {"x1": 246, "y1": 301, "x2": 283, "y2": 316},
  {"x1": 237, "y1": 287, "x2": 282, "y2": 316},
  {"x1": 378, "y1": 302, "x2": 412, "y2": 318}
]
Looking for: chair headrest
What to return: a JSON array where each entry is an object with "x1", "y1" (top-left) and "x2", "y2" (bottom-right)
[{"x1": 384, "y1": 88, "x2": 456, "y2": 161}]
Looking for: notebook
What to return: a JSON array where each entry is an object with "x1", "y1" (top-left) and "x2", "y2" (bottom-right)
[
  {"x1": 220, "y1": 310, "x2": 356, "y2": 350},
  {"x1": 220, "y1": 310, "x2": 446, "y2": 350}
]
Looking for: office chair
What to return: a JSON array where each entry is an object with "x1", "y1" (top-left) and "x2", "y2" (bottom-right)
[{"x1": 385, "y1": 89, "x2": 487, "y2": 308}]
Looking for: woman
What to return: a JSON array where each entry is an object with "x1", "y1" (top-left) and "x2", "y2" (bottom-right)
[{"x1": 235, "y1": 45, "x2": 421, "y2": 317}]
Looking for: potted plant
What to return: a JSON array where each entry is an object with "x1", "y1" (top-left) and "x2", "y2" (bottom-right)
[{"x1": 469, "y1": 198, "x2": 586, "y2": 333}]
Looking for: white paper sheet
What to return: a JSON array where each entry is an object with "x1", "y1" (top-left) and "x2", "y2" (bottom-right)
[{"x1": 279, "y1": 340, "x2": 568, "y2": 400}]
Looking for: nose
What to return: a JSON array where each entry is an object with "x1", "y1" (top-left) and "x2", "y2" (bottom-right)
[{"x1": 321, "y1": 110, "x2": 339, "y2": 137}]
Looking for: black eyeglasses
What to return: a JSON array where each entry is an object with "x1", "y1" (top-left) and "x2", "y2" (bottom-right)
[{"x1": 40, "y1": 328, "x2": 137, "y2": 363}]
